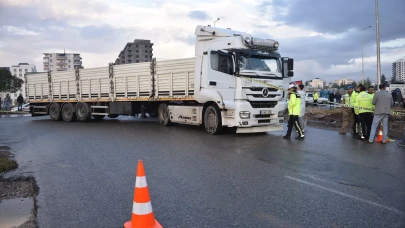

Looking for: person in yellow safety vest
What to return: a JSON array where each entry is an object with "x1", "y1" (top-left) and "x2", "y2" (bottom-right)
[
  {"x1": 283, "y1": 84, "x2": 305, "y2": 140},
  {"x1": 355, "y1": 85, "x2": 375, "y2": 141},
  {"x1": 313, "y1": 92, "x2": 319, "y2": 106},
  {"x1": 351, "y1": 85, "x2": 362, "y2": 139},
  {"x1": 339, "y1": 85, "x2": 354, "y2": 134}
]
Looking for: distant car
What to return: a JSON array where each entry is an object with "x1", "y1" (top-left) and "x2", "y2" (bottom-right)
[
  {"x1": 305, "y1": 93, "x2": 329, "y2": 105},
  {"x1": 11, "y1": 103, "x2": 31, "y2": 112}
]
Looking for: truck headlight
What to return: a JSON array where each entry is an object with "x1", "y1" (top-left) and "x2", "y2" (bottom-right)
[
  {"x1": 239, "y1": 111, "x2": 250, "y2": 119},
  {"x1": 278, "y1": 110, "x2": 285, "y2": 117}
]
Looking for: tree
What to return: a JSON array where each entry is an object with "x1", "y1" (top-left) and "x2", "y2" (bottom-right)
[
  {"x1": 381, "y1": 74, "x2": 388, "y2": 85},
  {"x1": 363, "y1": 77, "x2": 372, "y2": 88},
  {"x1": 351, "y1": 80, "x2": 357, "y2": 88},
  {"x1": 0, "y1": 69, "x2": 24, "y2": 93}
]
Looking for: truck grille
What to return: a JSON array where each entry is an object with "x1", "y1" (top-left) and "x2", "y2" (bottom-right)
[{"x1": 248, "y1": 101, "x2": 278, "y2": 109}]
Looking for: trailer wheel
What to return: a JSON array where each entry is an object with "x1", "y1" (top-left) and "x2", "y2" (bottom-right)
[
  {"x1": 204, "y1": 105, "x2": 223, "y2": 135},
  {"x1": 49, "y1": 103, "x2": 62, "y2": 121},
  {"x1": 158, "y1": 103, "x2": 171, "y2": 126},
  {"x1": 75, "y1": 102, "x2": 91, "y2": 122},
  {"x1": 62, "y1": 103, "x2": 77, "y2": 122},
  {"x1": 93, "y1": 115, "x2": 105, "y2": 120},
  {"x1": 107, "y1": 114, "x2": 119, "y2": 118}
]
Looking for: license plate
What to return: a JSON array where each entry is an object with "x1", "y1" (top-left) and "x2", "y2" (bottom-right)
[{"x1": 260, "y1": 110, "x2": 271, "y2": 115}]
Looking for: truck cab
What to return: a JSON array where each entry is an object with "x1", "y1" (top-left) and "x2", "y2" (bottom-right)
[{"x1": 192, "y1": 25, "x2": 294, "y2": 133}]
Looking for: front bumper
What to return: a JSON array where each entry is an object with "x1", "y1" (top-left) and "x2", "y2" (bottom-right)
[{"x1": 222, "y1": 100, "x2": 286, "y2": 131}]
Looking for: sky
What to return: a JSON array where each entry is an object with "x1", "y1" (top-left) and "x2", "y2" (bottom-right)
[{"x1": 0, "y1": 0, "x2": 404, "y2": 83}]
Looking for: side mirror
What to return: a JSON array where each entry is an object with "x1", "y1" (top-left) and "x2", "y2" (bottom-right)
[{"x1": 282, "y1": 57, "x2": 294, "y2": 77}]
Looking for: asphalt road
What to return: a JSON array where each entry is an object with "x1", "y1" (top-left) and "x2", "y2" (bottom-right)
[{"x1": 1, "y1": 115, "x2": 405, "y2": 228}]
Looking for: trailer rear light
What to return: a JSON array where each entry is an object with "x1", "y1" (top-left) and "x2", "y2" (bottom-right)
[{"x1": 239, "y1": 111, "x2": 250, "y2": 119}]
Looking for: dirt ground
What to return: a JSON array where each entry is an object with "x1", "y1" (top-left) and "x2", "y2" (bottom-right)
[
  {"x1": 305, "y1": 106, "x2": 405, "y2": 139},
  {"x1": 0, "y1": 146, "x2": 38, "y2": 228}
]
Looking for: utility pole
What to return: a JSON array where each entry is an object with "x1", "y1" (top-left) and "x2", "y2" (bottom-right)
[
  {"x1": 361, "y1": 26, "x2": 372, "y2": 85},
  {"x1": 375, "y1": 0, "x2": 381, "y2": 88}
]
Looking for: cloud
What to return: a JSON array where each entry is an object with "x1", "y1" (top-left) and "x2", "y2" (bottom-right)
[
  {"x1": 188, "y1": 10, "x2": 210, "y2": 20},
  {"x1": 2, "y1": 26, "x2": 39, "y2": 36}
]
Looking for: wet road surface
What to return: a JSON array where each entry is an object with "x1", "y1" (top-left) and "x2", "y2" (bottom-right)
[{"x1": 1, "y1": 115, "x2": 405, "y2": 228}]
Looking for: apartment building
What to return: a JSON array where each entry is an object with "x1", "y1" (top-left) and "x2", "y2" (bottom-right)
[
  {"x1": 334, "y1": 77, "x2": 354, "y2": 85},
  {"x1": 43, "y1": 52, "x2": 83, "y2": 72},
  {"x1": 115, "y1": 39, "x2": 154, "y2": 65},
  {"x1": 0, "y1": 63, "x2": 37, "y2": 104},
  {"x1": 393, "y1": 59, "x2": 405, "y2": 81}
]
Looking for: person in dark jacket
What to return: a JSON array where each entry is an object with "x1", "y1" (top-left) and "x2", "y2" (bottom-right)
[
  {"x1": 328, "y1": 91, "x2": 335, "y2": 108},
  {"x1": 335, "y1": 91, "x2": 342, "y2": 103},
  {"x1": 391, "y1": 90, "x2": 397, "y2": 106},
  {"x1": 397, "y1": 91, "x2": 403, "y2": 107},
  {"x1": 17, "y1": 94, "x2": 24, "y2": 111}
]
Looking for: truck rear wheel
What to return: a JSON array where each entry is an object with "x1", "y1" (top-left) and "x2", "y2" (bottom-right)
[
  {"x1": 107, "y1": 114, "x2": 119, "y2": 118},
  {"x1": 204, "y1": 105, "x2": 223, "y2": 135},
  {"x1": 75, "y1": 102, "x2": 91, "y2": 122},
  {"x1": 49, "y1": 103, "x2": 62, "y2": 121},
  {"x1": 158, "y1": 103, "x2": 171, "y2": 126},
  {"x1": 62, "y1": 103, "x2": 77, "y2": 122}
]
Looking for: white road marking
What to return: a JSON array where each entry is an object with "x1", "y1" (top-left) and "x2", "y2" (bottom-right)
[{"x1": 285, "y1": 175, "x2": 405, "y2": 216}]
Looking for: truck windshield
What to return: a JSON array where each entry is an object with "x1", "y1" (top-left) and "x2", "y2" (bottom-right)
[{"x1": 239, "y1": 56, "x2": 280, "y2": 74}]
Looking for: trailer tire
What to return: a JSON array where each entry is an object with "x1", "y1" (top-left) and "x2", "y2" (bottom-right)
[
  {"x1": 75, "y1": 102, "x2": 91, "y2": 122},
  {"x1": 107, "y1": 114, "x2": 119, "y2": 118},
  {"x1": 158, "y1": 103, "x2": 171, "y2": 126},
  {"x1": 93, "y1": 115, "x2": 105, "y2": 120},
  {"x1": 62, "y1": 103, "x2": 77, "y2": 122},
  {"x1": 203, "y1": 105, "x2": 223, "y2": 135},
  {"x1": 49, "y1": 103, "x2": 62, "y2": 121}
]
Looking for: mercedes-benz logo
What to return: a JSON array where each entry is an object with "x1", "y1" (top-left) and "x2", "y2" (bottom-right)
[{"x1": 262, "y1": 88, "x2": 269, "y2": 97}]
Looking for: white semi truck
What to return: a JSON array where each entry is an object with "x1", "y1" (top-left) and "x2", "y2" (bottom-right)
[{"x1": 26, "y1": 25, "x2": 294, "y2": 134}]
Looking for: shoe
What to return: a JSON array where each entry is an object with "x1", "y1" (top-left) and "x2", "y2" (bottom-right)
[
  {"x1": 283, "y1": 135, "x2": 291, "y2": 139},
  {"x1": 380, "y1": 141, "x2": 386, "y2": 145},
  {"x1": 295, "y1": 136, "x2": 305, "y2": 140},
  {"x1": 339, "y1": 132, "x2": 346, "y2": 135},
  {"x1": 397, "y1": 142, "x2": 405, "y2": 147},
  {"x1": 366, "y1": 141, "x2": 373, "y2": 144}
]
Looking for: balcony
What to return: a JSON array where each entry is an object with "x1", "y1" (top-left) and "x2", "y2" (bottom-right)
[
  {"x1": 74, "y1": 61, "x2": 82, "y2": 65},
  {"x1": 56, "y1": 68, "x2": 67, "y2": 71},
  {"x1": 73, "y1": 56, "x2": 82, "y2": 60},
  {"x1": 57, "y1": 61, "x2": 67, "y2": 65}
]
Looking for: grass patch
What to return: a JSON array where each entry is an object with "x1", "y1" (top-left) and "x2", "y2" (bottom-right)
[{"x1": 0, "y1": 157, "x2": 18, "y2": 173}]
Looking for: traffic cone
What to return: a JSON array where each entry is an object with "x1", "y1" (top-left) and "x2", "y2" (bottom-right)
[
  {"x1": 124, "y1": 160, "x2": 162, "y2": 228},
  {"x1": 374, "y1": 126, "x2": 389, "y2": 143}
]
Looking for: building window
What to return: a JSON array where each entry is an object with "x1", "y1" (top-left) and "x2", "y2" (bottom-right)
[
  {"x1": 136, "y1": 50, "x2": 139, "y2": 53},
  {"x1": 25, "y1": 69, "x2": 28, "y2": 72},
  {"x1": 19, "y1": 74, "x2": 22, "y2": 77},
  {"x1": 68, "y1": 60, "x2": 71, "y2": 63},
  {"x1": 19, "y1": 69, "x2": 22, "y2": 72},
  {"x1": 136, "y1": 45, "x2": 138, "y2": 48},
  {"x1": 145, "y1": 55, "x2": 148, "y2": 58},
  {"x1": 145, "y1": 50, "x2": 148, "y2": 53},
  {"x1": 13, "y1": 69, "x2": 16, "y2": 72},
  {"x1": 50, "y1": 59, "x2": 53, "y2": 63},
  {"x1": 150, "y1": 50, "x2": 152, "y2": 53},
  {"x1": 136, "y1": 55, "x2": 139, "y2": 58}
]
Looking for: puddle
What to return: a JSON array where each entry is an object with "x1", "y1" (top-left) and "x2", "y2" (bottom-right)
[{"x1": 0, "y1": 197, "x2": 33, "y2": 228}]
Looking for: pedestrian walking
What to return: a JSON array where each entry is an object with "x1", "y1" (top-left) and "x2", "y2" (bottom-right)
[
  {"x1": 397, "y1": 91, "x2": 403, "y2": 107},
  {"x1": 368, "y1": 84, "x2": 393, "y2": 144},
  {"x1": 351, "y1": 85, "x2": 361, "y2": 138},
  {"x1": 0, "y1": 96, "x2": 2, "y2": 110},
  {"x1": 313, "y1": 92, "x2": 319, "y2": 106},
  {"x1": 335, "y1": 91, "x2": 342, "y2": 103},
  {"x1": 3, "y1": 94, "x2": 11, "y2": 111},
  {"x1": 297, "y1": 84, "x2": 306, "y2": 133},
  {"x1": 392, "y1": 90, "x2": 397, "y2": 106},
  {"x1": 329, "y1": 91, "x2": 335, "y2": 108},
  {"x1": 17, "y1": 94, "x2": 24, "y2": 111},
  {"x1": 339, "y1": 86, "x2": 354, "y2": 135},
  {"x1": 283, "y1": 84, "x2": 304, "y2": 140},
  {"x1": 355, "y1": 85, "x2": 374, "y2": 141},
  {"x1": 397, "y1": 126, "x2": 405, "y2": 147}
]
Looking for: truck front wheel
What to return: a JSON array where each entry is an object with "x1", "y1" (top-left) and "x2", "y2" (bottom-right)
[
  {"x1": 204, "y1": 105, "x2": 223, "y2": 135},
  {"x1": 158, "y1": 103, "x2": 171, "y2": 126},
  {"x1": 49, "y1": 103, "x2": 62, "y2": 121}
]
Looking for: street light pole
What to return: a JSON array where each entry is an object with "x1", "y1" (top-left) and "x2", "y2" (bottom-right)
[
  {"x1": 213, "y1": 18, "x2": 220, "y2": 27},
  {"x1": 361, "y1": 25, "x2": 372, "y2": 85},
  {"x1": 375, "y1": 0, "x2": 381, "y2": 88}
]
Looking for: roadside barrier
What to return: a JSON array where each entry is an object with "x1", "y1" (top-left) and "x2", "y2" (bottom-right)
[
  {"x1": 124, "y1": 160, "x2": 162, "y2": 228},
  {"x1": 242, "y1": 76, "x2": 405, "y2": 116}
]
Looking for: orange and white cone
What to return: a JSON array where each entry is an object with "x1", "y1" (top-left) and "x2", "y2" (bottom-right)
[
  {"x1": 124, "y1": 160, "x2": 162, "y2": 228},
  {"x1": 374, "y1": 126, "x2": 389, "y2": 143}
]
